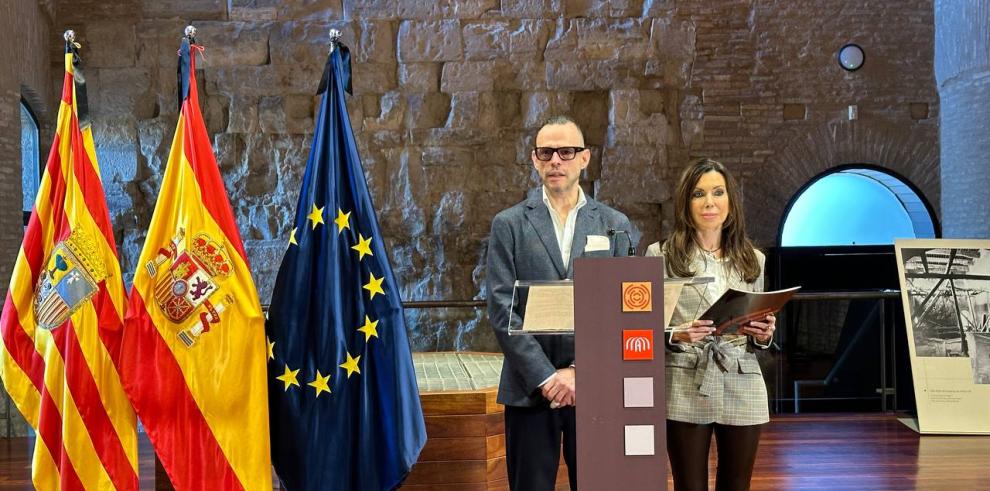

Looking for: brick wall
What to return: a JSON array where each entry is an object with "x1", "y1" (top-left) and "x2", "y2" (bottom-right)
[{"x1": 0, "y1": 0, "x2": 56, "y2": 438}]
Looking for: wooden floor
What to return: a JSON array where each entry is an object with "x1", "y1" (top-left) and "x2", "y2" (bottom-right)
[
  {"x1": 742, "y1": 414, "x2": 990, "y2": 491},
  {"x1": 0, "y1": 414, "x2": 987, "y2": 490}
]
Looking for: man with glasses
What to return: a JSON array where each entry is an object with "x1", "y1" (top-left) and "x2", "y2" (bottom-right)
[{"x1": 486, "y1": 115, "x2": 636, "y2": 490}]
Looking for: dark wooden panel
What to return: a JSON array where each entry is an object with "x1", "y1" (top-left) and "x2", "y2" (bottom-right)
[
  {"x1": 486, "y1": 412, "x2": 505, "y2": 435},
  {"x1": 405, "y1": 460, "x2": 488, "y2": 485},
  {"x1": 486, "y1": 434, "x2": 505, "y2": 459},
  {"x1": 419, "y1": 436, "x2": 488, "y2": 461},
  {"x1": 403, "y1": 484, "x2": 486, "y2": 491},
  {"x1": 420, "y1": 389, "x2": 501, "y2": 416},
  {"x1": 485, "y1": 456, "x2": 506, "y2": 481},
  {"x1": 487, "y1": 477, "x2": 509, "y2": 490},
  {"x1": 424, "y1": 413, "x2": 503, "y2": 438}
]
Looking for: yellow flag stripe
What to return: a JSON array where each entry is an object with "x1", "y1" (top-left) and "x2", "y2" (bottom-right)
[
  {"x1": 30, "y1": 433, "x2": 60, "y2": 491},
  {"x1": 36, "y1": 328, "x2": 114, "y2": 489}
]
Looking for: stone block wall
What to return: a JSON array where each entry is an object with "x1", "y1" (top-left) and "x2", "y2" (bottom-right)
[{"x1": 0, "y1": 1, "x2": 939, "y2": 356}]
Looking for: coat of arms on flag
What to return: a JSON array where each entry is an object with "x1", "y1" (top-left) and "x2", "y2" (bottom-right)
[
  {"x1": 33, "y1": 229, "x2": 107, "y2": 330},
  {"x1": 146, "y1": 229, "x2": 235, "y2": 347}
]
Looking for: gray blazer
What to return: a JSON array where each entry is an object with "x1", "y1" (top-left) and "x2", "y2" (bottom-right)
[{"x1": 487, "y1": 188, "x2": 634, "y2": 407}]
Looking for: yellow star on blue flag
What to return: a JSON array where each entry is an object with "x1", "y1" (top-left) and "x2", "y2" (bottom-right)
[
  {"x1": 357, "y1": 315, "x2": 379, "y2": 342},
  {"x1": 307, "y1": 204, "x2": 325, "y2": 230},
  {"x1": 308, "y1": 370, "x2": 331, "y2": 398},
  {"x1": 351, "y1": 233, "x2": 373, "y2": 261},
  {"x1": 275, "y1": 364, "x2": 300, "y2": 391},
  {"x1": 363, "y1": 272, "x2": 385, "y2": 300},
  {"x1": 334, "y1": 208, "x2": 351, "y2": 234},
  {"x1": 339, "y1": 352, "x2": 361, "y2": 378}
]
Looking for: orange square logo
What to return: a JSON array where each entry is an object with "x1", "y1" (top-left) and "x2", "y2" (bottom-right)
[
  {"x1": 622, "y1": 282, "x2": 653, "y2": 312},
  {"x1": 623, "y1": 330, "x2": 654, "y2": 361}
]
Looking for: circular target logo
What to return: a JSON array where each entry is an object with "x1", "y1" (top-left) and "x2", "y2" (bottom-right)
[{"x1": 622, "y1": 282, "x2": 653, "y2": 312}]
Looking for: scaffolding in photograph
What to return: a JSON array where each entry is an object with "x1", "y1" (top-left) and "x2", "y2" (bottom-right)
[{"x1": 903, "y1": 248, "x2": 990, "y2": 356}]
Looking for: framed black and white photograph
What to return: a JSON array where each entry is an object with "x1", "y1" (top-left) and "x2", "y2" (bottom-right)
[{"x1": 896, "y1": 239, "x2": 990, "y2": 434}]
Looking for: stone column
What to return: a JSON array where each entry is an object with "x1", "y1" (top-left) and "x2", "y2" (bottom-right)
[{"x1": 935, "y1": 0, "x2": 990, "y2": 238}]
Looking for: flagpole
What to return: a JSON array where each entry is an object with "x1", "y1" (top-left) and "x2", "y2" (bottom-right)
[{"x1": 184, "y1": 24, "x2": 197, "y2": 43}]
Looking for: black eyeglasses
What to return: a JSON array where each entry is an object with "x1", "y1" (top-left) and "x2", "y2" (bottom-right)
[{"x1": 533, "y1": 146, "x2": 587, "y2": 161}]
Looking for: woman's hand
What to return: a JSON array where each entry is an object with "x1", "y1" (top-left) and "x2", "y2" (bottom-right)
[
  {"x1": 671, "y1": 319, "x2": 715, "y2": 343},
  {"x1": 739, "y1": 313, "x2": 776, "y2": 345}
]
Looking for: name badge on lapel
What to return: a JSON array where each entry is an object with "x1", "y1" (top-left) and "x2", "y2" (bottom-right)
[{"x1": 584, "y1": 235, "x2": 610, "y2": 252}]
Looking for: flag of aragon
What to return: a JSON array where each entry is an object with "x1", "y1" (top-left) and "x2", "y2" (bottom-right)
[
  {"x1": 119, "y1": 33, "x2": 272, "y2": 490},
  {"x1": 0, "y1": 36, "x2": 138, "y2": 489}
]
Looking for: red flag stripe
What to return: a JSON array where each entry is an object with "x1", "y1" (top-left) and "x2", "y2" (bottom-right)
[
  {"x1": 1, "y1": 296, "x2": 46, "y2": 392},
  {"x1": 181, "y1": 58, "x2": 248, "y2": 264},
  {"x1": 61, "y1": 70, "x2": 73, "y2": 105},
  {"x1": 54, "y1": 321, "x2": 137, "y2": 490},
  {"x1": 70, "y1": 117, "x2": 120, "y2": 258},
  {"x1": 36, "y1": 381, "x2": 85, "y2": 491},
  {"x1": 122, "y1": 293, "x2": 245, "y2": 490},
  {"x1": 93, "y1": 281, "x2": 125, "y2": 364}
]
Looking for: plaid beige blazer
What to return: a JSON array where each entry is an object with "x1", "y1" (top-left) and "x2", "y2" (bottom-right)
[{"x1": 646, "y1": 241, "x2": 770, "y2": 426}]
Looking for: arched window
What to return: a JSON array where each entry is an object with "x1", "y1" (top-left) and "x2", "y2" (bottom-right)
[
  {"x1": 780, "y1": 166, "x2": 938, "y2": 246},
  {"x1": 21, "y1": 100, "x2": 40, "y2": 226}
]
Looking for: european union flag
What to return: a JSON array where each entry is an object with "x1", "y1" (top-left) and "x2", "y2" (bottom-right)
[{"x1": 266, "y1": 37, "x2": 427, "y2": 491}]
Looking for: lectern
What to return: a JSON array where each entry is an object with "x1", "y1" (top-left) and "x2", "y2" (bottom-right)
[
  {"x1": 573, "y1": 256, "x2": 670, "y2": 489},
  {"x1": 508, "y1": 257, "x2": 713, "y2": 489},
  {"x1": 508, "y1": 256, "x2": 701, "y2": 488}
]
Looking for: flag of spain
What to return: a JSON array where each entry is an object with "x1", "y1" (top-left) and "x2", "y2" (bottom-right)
[{"x1": 119, "y1": 33, "x2": 272, "y2": 490}]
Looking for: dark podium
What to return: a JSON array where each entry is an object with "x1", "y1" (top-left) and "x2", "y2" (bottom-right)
[{"x1": 574, "y1": 256, "x2": 669, "y2": 489}]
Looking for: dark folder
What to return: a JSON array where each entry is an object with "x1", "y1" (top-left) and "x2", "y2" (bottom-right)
[{"x1": 700, "y1": 286, "x2": 801, "y2": 335}]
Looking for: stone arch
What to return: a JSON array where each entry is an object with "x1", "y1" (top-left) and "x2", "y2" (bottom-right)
[
  {"x1": 19, "y1": 85, "x2": 50, "y2": 130},
  {"x1": 745, "y1": 119, "x2": 940, "y2": 246}
]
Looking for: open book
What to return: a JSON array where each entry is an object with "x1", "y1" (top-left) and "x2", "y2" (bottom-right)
[{"x1": 700, "y1": 286, "x2": 801, "y2": 335}]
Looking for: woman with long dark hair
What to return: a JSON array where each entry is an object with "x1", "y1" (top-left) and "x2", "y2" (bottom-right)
[{"x1": 646, "y1": 158, "x2": 775, "y2": 491}]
